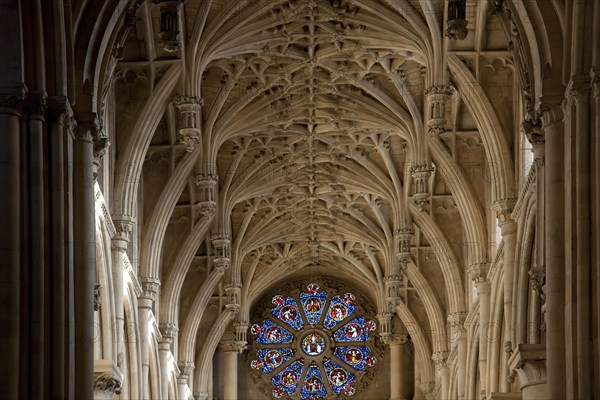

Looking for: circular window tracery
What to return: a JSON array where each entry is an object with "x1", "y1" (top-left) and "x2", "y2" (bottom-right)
[{"x1": 248, "y1": 281, "x2": 381, "y2": 399}]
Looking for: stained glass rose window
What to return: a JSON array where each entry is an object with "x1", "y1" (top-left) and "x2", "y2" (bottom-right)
[{"x1": 248, "y1": 282, "x2": 381, "y2": 399}]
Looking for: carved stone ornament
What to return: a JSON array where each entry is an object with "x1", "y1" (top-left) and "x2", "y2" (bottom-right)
[{"x1": 93, "y1": 359, "x2": 122, "y2": 399}]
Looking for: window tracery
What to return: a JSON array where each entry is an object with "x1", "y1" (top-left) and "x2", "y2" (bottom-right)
[{"x1": 248, "y1": 281, "x2": 381, "y2": 399}]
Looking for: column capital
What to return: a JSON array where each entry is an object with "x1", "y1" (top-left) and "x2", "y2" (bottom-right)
[
  {"x1": 140, "y1": 276, "x2": 161, "y2": 300},
  {"x1": 591, "y1": 67, "x2": 600, "y2": 98},
  {"x1": 0, "y1": 84, "x2": 27, "y2": 111},
  {"x1": 432, "y1": 351, "x2": 449, "y2": 369},
  {"x1": 492, "y1": 198, "x2": 517, "y2": 226},
  {"x1": 468, "y1": 263, "x2": 489, "y2": 286},
  {"x1": 46, "y1": 95, "x2": 75, "y2": 126},
  {"x1": 219, "y1": 339, "x2": 247, "y2": 353},
  {"x1": 384, "y1": 333, "x2": 409, "y2": 346},
  {"x1": 112, "y1": 215, "x2": 135, "y2": 244},
  {"x1": 566, "y1": 75, "x2": 591, "y2": 105},
  {"x1": 537, "y1": 97, "x2": 564, "y2": 128},
  {"x1": 447, "y1": 312, "x2": 467, "y2": 332},
  {"x1": 24, "y1": 90, "x2": 47, "y2": 119},
  {"x1": 93, "y1": 359, "x2": 122, "y2": 399},
  {"x1": 196, "y1": 391, "x2": 209, "y2": 400},
  {"x1": 177, "y1": 361, "x2": 195, "y2": 378},
  {"x1": 159, "y1": 322, "x2": 179, "y2": 342},
  {"x1": 507, "y1": 344, "x2": 547, "y2": 390}
]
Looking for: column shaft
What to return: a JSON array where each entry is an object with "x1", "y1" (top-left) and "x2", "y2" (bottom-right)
[
  {"x1": 223, "y1": 350, "x2": 238, "y2": 400},
  {"x1": 48, "y1": 104, "x2": 67, "y2": 399},
  {"x1": 390, "y1": 341, "x2": 406, "y2": 400},
  {"x1": 29, "y1": 100, "x2": 45, "y2": 400},
  {"x1": 544, "y1": 107, "x2": 566, "y2": 398},
  {"x1": 478, "y1": 283, "x2": 491, "y2": 398},
  {"x1": 138, "y1": 297, "x2": 153, "y2": 399},
  {"x1": 0, "y1": 106, "x2": 21, "y2": 400},
  {"x1": 73, "y1": 125, "x2": 96, "y2": 400}
]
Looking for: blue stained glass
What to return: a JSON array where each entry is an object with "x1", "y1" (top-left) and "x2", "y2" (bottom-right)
[
  {"x1": 272, "y1": 360, "x2": 304, "y2": 395},
  {"x1": 333, "y1": 316, "x2": 371, "y2": 342},
  {"x1": 257, "y1": 348, "x2": 294, "y2": 374},
  {"x1": 272, "y1": 297, "x2": 304, "y2": 331},
  {"x1": 300, "y1": 291, "x2": 327, "y2": 324},
  {"x1": 257, "y1": 320, "x2": 294, "y2": 344},
  {"x1": 334, "y1": 346, "x2": 372, "y2": 371},
  {"x1": 323, "y1": 358, "x2": 356, "y2": 395},
  {"x1": 323, "y1": 295, "x2": 356, "y2": 329},
  {"x1": 300, "y1": 362, "x2": 328, "y2": 399}
]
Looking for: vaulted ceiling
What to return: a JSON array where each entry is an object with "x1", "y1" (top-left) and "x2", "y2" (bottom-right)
[{"x1": 108, "y1": 0, "x2": 519, "y2": 380}]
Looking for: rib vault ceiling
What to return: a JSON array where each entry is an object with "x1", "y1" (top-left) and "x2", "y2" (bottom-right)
[{"x1": 110, "y1": 0, "x2": 516, "y2": 379}]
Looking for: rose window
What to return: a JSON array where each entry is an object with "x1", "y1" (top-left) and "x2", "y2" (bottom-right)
[{"x1": 248, "y1": 282, "x2": 381, "y2": 399}]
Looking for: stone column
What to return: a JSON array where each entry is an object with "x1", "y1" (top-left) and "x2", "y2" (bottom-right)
[
  {"x1": 158, "y1": 341, "x2": 171, "y2": 399},
  {"x1": 469, "y1": 263, "x2": 491, "y2": 399},
  {"x1": 47, "y1": 96, "x2": 74, "y2": 399},
  {"x1": 26, "y1": 91, "x2": 47, "y2": 399},
  {"x1": 492, "y1": 199, "x2": 517, "y2": 346},
  {"x1": 139, "y1": 277, "x2": 159, "y2": 399},
  {"x1": 73, "y1": 114, "x2": 100, "y2": 400},
  {"x1": 111, "y1": 216, "x2": 134, "y2": 367},
  {"x1": 385, "y1": 335, "x2": 409, "y2": 400},
  {"x1": 433, "y1": 351, "x2": 450, "y2": 400},
  {"x1": 138, "y1": 295, "x2": 153, "y2": 399},
  {"x1": 540, "y1": 101, "x2": 565, "y2": 399},
  {"x1": 177, "y1": 361, "x2": 194, "y2": 400},
  {"x1": 220, "y1": 340, "x2": 246, "y2": 400},
  {"x1": 448, "y1": 312, "x2": 468, "y2": 400},
  {"x1": 568, "y1": 76, "x2": 593, "y2": 397},
  {"x1": 507, "y1": 344, "x2": 547, "y2": 400},
  {"x1": 0, "y1": 88, "x2": 25, "y2": 400}
]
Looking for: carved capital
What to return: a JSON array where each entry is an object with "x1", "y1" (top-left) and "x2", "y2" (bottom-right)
[
  {"x1": 46, "y1": 96, "x2": 75, "y2": 127},
  {"x1": 140, "y1": 276, "x2": 161, "y2": 299},
  {"x1": 447, "y1": 312, "x2": 467, "y2": 332},
  {"x1": 566, "y1": 75, "x2": 591, "y2": 105},
  {"x1": 0, "y1": 84, "x2": 27, "y2": 111},
  {"x1": 177, "y1": 361, "x2": 195, "y2": 378},
  {"x1": 93, "y1": 360, "x2": 122, "y2": 399},
  {"x1": 591, "y1": 67, "x2": 600, "y2": 98},
  {"x1": 194, "y1": 173, "x2": 218, "y2": 188},
  {"x1": 537, "y1": 97, "x2": 564, "y2": 128},
  {"x1": 159, "y1": 322, "x2": 179, "y2": 341},
  {"x1": 432, "y1": 351, "x2": 449, "y2": 369},
  {"x1": 507, "y1": 344, "x2": 547, "y2": 390},
  {"x1": 522, "y1": 118, "x2": 545, "y2": 147},
  {"x1": 112, "y1": 215, "x2": 135, "y2": 245},
  {"x1": 219, "y1": 339, "x2": 247, "y2": 353},
  {"x1": 24, "y1": 90, "x2": 47, "y2": 119},
  {"x1": 383, "y1": 333, "x2": 409, "y2": 346},
  {"x1": 468, "y1": 263, "x2": 489, "y2": 286}
]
